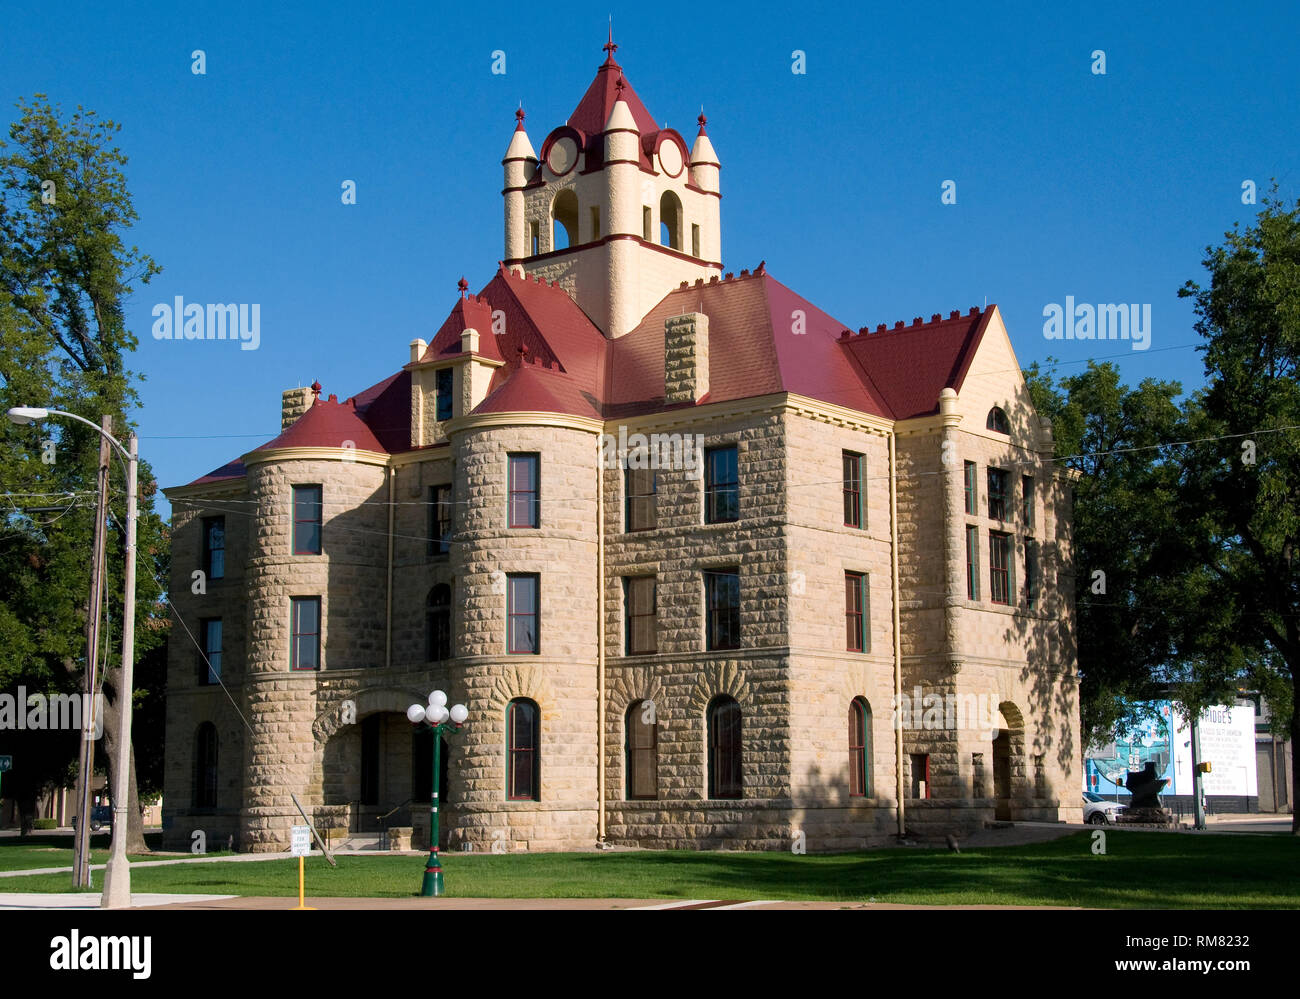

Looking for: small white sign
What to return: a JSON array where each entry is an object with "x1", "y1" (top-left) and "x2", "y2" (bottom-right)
[{"x1": 290, "y1": 825, "x2": 312, "y2": 857}]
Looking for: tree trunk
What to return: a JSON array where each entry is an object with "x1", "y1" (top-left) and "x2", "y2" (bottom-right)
[
  {"x1": 99, "y1": 677, "x2": 150, "y2": 854},
  {"x1": 1291, "y1": 677, "x2": 1299, "y2": 835},
  {"x1": 17, "y1": 793, "x2": 36, "y2": 837}
]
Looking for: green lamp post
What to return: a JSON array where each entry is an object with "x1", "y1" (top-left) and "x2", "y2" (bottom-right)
[{"x1": 407, "y1": 689, "x2": 467, "y2": 897}]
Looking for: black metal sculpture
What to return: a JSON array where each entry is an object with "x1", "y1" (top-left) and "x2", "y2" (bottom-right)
[{"x1": 1122, "y1": 762, "x2": 1169, "y2": 810}]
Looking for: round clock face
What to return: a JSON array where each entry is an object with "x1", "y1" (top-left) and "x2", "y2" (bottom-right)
[
  {"x1": 547, "y1": 137, "x2": 577, "y2": 176},
  {"x1": 658, "y1": 140, "x2": 684, "y2": 177}
]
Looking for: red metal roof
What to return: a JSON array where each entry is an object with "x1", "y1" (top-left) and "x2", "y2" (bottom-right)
[
  {"x1": 185, "y1": 458, "x2": 246, "y2": 487},
  {"x1": 251, "y1": 393, "x2": 388, "y2": 454},
  {"x1": 837, "y1": 307, "x2": 994, "y2": 420},
  {"x1": 177, "y1": 271, "x2": 995, "y2": 487},
  {"x1": 556, "y1": 50, "x2": 659, "y2": 173}
]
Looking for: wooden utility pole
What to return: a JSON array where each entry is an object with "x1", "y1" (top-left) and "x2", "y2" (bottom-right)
[{"x1": 73, "y1": 415, "x2": 111, "y2": 889}]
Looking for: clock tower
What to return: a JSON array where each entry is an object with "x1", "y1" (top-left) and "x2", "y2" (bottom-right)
[{"x1": 502, "y1": 33, "x2": 721, "y2": 338}]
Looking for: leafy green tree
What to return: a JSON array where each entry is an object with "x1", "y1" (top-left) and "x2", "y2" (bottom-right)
[
  {"x1": 1178, "y1": 187, "x2": 1300, "y2": 832},
  {"x1": 1024, "y1": 362, "x2": 1204, "y2": 747},
  {"x1": 0, "y1": 95, "x2": 167, "y2": 849}
]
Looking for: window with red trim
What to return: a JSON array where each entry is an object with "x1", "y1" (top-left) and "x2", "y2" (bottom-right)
[
  {"x1": 845, "y1": 571, "x2": 868, "y2": 652},
  {"x1": 508, "y1": 454, "x2": 539, "y2": 528},
  {"x1": 292, "y1": 486, "x2": 322, "y2": 554},
  {"x1": 849, "y1": 698, "x2": 871, "y2": 797},
  {"x1": 507, "y1": 698, "x2": 539, "y2": 800},
  {"x1": 290, "y1": 597, "x2": 320, "y2": 669}
]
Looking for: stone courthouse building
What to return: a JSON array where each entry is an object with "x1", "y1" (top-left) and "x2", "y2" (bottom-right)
[{"x1": 162, "y1": 38, "x2": 1082, "y2": 853}]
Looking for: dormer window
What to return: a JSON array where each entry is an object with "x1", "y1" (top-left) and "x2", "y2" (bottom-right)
[
  {"x1": 986, "y1": 407, "x2": 1010, "y2": 434},
  {"x1": 436, "y1": 368, "x2": 453, "y2": 421}
]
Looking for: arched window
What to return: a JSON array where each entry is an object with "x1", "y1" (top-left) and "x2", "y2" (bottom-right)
[
  {"x1": 986, "y1": 407, "x2": 1010, "y2": 434},
  {"x1": 194, "y1": 722, "x2": 218, "y2": 809},
  {"x1": 707, "y1": 695, "x2": 742, "y2": 799},
  {"x1": 426, "y1": 584, "x2": 451, "y2": 661},
  {"x1": 849, "y1": 697, "x2": 872, "y2": 797},
  {"x1": 659, "y1": 190, "x2": 682, "y2": 250},
  {"x1": 552, "y1": 189, "x2": 578, "y2": 250},
  {"x1": 507, "y1": 698, "x2": 540, "y2": 800},
  {"x1": 625, "y1": 700, "x2": 658, "y2": 800}
]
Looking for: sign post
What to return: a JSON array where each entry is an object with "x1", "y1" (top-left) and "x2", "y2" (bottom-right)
[{"x1": 290, "y1": 825, "x2": 314, "y2": 910}]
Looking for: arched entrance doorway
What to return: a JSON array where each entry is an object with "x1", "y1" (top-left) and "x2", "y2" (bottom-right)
[
  {"x1": 323, "y1": 711, "x2": 425, "y2": 836},
  {"x1": 993, "y1": 702, "x2": 1025, "y2": 820}
]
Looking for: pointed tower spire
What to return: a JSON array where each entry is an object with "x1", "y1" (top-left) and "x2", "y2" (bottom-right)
[{"x1": 603, "y1": 18, "x2": 618, "y2": 65}]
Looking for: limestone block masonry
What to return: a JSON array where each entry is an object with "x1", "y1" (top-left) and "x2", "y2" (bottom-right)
[{"x1": 161, "y1": 43, "x2": 1082, "y2": 855}]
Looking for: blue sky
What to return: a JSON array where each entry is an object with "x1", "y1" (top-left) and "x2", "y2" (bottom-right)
[{"x1": 3, "y1": 0, "x2": 1295, "y2": 513}]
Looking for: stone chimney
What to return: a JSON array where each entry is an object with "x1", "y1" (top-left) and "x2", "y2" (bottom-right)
[
  {"x1": 664, "y1": 312, "x2": 710, "y2": 404},
  {"x1": 281, "y1": 386, "x2": 314, "y2": 429}
]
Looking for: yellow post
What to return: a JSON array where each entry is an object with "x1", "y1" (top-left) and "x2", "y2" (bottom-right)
[{"x1": 294, "y1": 856, "x2": 315, "y2": 910}]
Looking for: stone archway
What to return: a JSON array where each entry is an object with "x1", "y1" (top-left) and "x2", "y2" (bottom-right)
[{"x1": 993, "y1": 702, "x2": 1025, "y2": 821}]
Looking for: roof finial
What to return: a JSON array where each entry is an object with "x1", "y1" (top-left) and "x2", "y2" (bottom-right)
[
  {"x1": 603, "y1": 17, "x2": 618, "y2": 62},
  {"x1": 458, "y1": 276, "x2": 469, "y2": 298},
  {"x1": 697, "y1": 107, "x2": 708, "y2": 134},
  {"x1": 310, "y1": 379, "x2": 322, "y2": 400},
  {"x1": 615, "y1": 75, "x2": 626, "y2": 95}
]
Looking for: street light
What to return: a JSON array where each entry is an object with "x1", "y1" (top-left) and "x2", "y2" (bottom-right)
[
  {"x1": 7, "y1": 406, "x2": 139, "y2": 909},
  {"x1": 406, "y1": 689, "x2": 467, "y2": 897}
]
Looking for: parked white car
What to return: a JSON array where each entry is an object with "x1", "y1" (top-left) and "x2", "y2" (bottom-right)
[{"x1": 1083, "y1": 791, "x2": 1123, "y2": 824}]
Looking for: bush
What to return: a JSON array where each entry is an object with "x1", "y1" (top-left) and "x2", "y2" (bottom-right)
[{"x1": 32, "y1": 818, "x2": 58, "y2": 830}]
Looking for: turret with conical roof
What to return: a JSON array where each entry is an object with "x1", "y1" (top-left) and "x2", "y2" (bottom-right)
[
  {"x1": 503, "y1": 108, "x2": 539, "y2": 267},
  {"x1": 499, "y1": 32, "x2": 722, "y2": 338}
]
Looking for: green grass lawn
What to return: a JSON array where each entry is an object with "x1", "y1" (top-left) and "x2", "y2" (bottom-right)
[
  {"x1": 1, "y1": 831, "x2": 1296, "y2": 907},
  {"x1": 0, "y1": 833, "x2": 231, "y2": 873}
]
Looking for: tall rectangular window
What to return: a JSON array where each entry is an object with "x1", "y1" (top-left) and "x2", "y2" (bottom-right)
[
  {"x1": 1025, "y1": 538, "x2": 1039, "y2": 608},
  {"x1": 200, "y1": 618, "x2": 222, "y2": 685},
  {"x1": 508, "y1": 453, "x2": 539, "y2": 528},
  {"x1": 704, "y1": 568, "x2": 740, "y2": 651},
  {"x1": 529, "y1": 221, "x2": 539, "y2": 256},
  {"x1": 589, "y1": 205, "x2": 600, "y2": 240},
  {"x1": 292, "y1": 485, "x2": 322, "y2": 555},
  {"x1": 842, "y1": 452, "x2": 864, "y2": 527},
  {"x1": 290, "y1": 597, "x2": 320, "y2": 670},
  {"x1": 428, "y1": 484, "x2": 452, "y2": 556},
  {"x1": 1022, "y1": 475, "x2": 1034, "y2": 529},
  {"x1": 202, "y1": 516, "x2": 225, "y2": 580},
  {"x1": 987, "y1": 468, "x2": 1009, "y2": 521},
  {"x1": 845, "y1": 571, "x2": 869, "y2": 652},
  {"x1": 704, "y1": 445, "x2": 739, "y2": 524},
  {"x1": 625, "y1": 466, "x2": 657, "y2": 532},
  {"x1": 963, "y1": 461, "x2": 977, "y2": 515},
  {"x1": 989, "y1": 531, "x2": 1012, "y2": 605},
  {"x1": 642, "y1": 205, "x2": 652, "y2": 241},
  {"x1": 624, "y1": 576, "x2": 657, "y2": 655},
  {"x1": 435, "y1": 368, "x2": 454, "y2": 422},
  {"x1": 507, "y1": 699, "x2": 540, "y2": 800},
  {"x1": 965, "y1": 524, "x2": 980, "y2": 600},
  {"x1": 910, "y1": 753, "x2": 931, "y2": 799},
  {"x1": 507, "y1": 573, "x2": 539, "y2": 654},
  {"x1": 691, "y1": 223, "x2": 701, "y2": 258}
]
